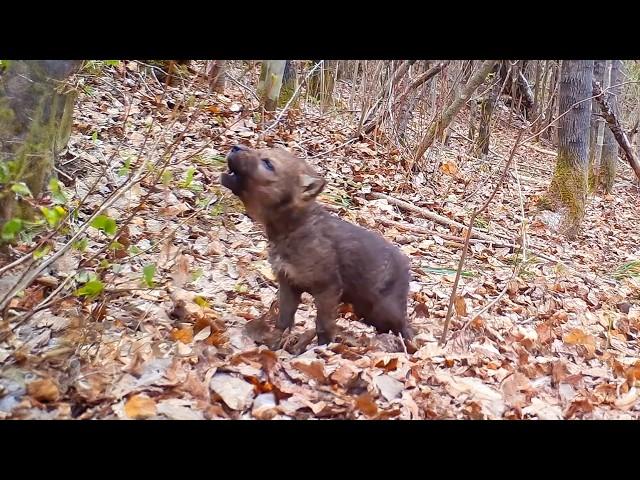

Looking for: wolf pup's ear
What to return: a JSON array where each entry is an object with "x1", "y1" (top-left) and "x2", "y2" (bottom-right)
[{"x1": 300, "y1": 173, "x2": 326, "y2": 200}]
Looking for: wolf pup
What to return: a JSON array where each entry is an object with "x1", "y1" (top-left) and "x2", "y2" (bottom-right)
[{"x1": 220, "y1": 145, "x2": 413, "y2": 346}]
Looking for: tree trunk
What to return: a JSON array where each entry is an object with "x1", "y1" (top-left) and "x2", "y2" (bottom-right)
[
  {"x1": 499, "y1": 61, "x2": 534, "y2": 118},
  {"x1": 258, "y1": 60, "x2": 286, "y2": 111},
  {"x1": 592, "y1": 79, "x2": 640, "y2": 182},
  {"x1": 206, "y1": 60, "x2": 226, "y2": 93},
  {"x1": 543, "y1": 61, "x2": 560, "y2": 143},
  {"x1": 0, "y1": 60, "x2": 81, "y2": 224},
  {"x1": 474, "y1": 67, "x2": 500, "y2": 158},
  {"x1": 599, "y1": 60, "x2": 622, "y2": 193},
  {"x1": 588, "y1": 60, "x2": 606, "y2": 190},
  {"x1": 534, "y1": 60, "x2": 550, "y2": 141},
  {"x1": 308, "y1": 60, "x2": 338, "y2": 108},
  {"x1": 532, "y1": 60, "x2": 542, "y2": 128},
  {"x1": 544, "y1": 60, "x2": 593, "y2": 239},
  {"x1": 279, "y1": 60, "x2": 298, "y2": 107},
  {"x1": 413, "y1": 60, "x2": 497, "y2": 166}
]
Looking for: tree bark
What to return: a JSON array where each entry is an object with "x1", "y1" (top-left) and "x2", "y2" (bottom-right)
[
  {"x1": 474, "y1": 68, "x2": 500, "y2": 158},
  {"x1": 592, "y1": 79, "x2": 640, "y2": 182},
  {"x1": 599, "y1": 59, "x2": 622, "y2": 193},
  {"x1": 413, "y1": 60, "x2": 497, "y2": 166},
  {"x1": 0, "y1": 60, "x2": 81, "y2": 223},
  {"x1": 278, "y1": 60, "x2": 298, "y2": 107},
  {"x1": 206, "y1": 60, "x2": 226, "y2": 93},
  {"x1": 588, "y1": 60, "x2": 606, "y2": 190},
  {"x1": 545, "y1": 60, "x2": 593, "y2": 239},
  {"x1": 258, "y1": 60, "x2": 286, "y2": 111},
  {"x1": 499, "y1": 61, "x2": 534, "y2": 117},
  {"x1": 534, "y1": 60, "x2": 550, "y2": 141},
  {"x1": 543, "y1": 62, "x2": 560, "y2": 143},
  {"x1": 308, "y1": 60, "x2": 338, "y2": 108}
]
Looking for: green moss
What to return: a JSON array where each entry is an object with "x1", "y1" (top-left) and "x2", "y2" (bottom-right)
[
  {"x1": 1, "y1": 73, "x2": 77, "y2": 225},
  {"x1": 278, "y1": 84, "x2": 297, "y2": 108},
  {"x1": 544, "y1": 151, "x2": 588, "y2": 238}
]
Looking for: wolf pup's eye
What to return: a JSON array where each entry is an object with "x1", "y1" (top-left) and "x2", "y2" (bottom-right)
[{"x1": 261, "y1": 158, "x2": 275, "y2": 171}]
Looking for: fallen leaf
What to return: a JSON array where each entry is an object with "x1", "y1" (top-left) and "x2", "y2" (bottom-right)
[
  {"x1": 210, "y1": 373, "x2": 255, "y2": 410},
  {"x1": 27, "y1": 378, "x2": 60, "y2": 403},
  {"x1": 157, "y1": 399, "x2": 205, "y2": 420},
  {"x1": 171, "y1": 326, "x2": 194, "y2": 343},
  {"x1": 614, "y1": 387, "x2": 639, "y2": 410},
  {"x1": 124, "y1": 394, "x2": 157, "y2": 419},
  {"x1": 355, "y1": 393, "x2": 378, "y2": 417},
  {"x1": 291, "y1": 360, "x2": 327, "y2": 384},
  {"x1": 454, "y1": 295, "x2": 467, "y2": 317},
  {"x1": 563, "y1": 329, "x2": 596, "y2": 353},
  {"x1": 374, "y1": 374, "x2": 404, "y2": 401}
]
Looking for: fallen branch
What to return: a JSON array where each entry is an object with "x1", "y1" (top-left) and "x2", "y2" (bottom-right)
[
  {"x1": 370, "y1": 191, "x2": 512, "y2": 243},
  {"x1": 378, "y1": 218, "x2": 518, "y2": 250},
  {"x1": 592, "y1": 80, "x2": 640, "y2": 181}
]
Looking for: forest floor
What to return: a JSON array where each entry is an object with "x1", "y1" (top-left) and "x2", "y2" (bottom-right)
[{"x1": 1, "y1": 61, "x2": 639, "y2": 419}]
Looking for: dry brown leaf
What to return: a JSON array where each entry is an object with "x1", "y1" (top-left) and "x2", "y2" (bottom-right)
[
  {"x1": 330, "y1": 363, "x2": 360, "y2": 388},
  {"x1": 291, "y1": 360, "x2": 328, "y2": 384},
  {"x1": 355, "y1": 393, "x2": 378, "y2": 417},
  {"x1": 171, "y1": 254, "x2": 191, "y2": 287},
  {"x1": 614, "y1": 387, "x2": 639, "y2": 410},
  {"x1": 563, "y1": 329, "x2": 596, "y2": 353},
  {"x1": 171, "y1": 326, "x2": 194, "y2": 343},
  {"x1": 440, "y1": 159, "x2": 459, "y2": 176},
  {"x1": 124, "y1": 394, "x2": 157, "y2": 419},
  {"x1": 156, "y1": 399, "x2": 204, "y2": 420},
  {"x1": 27, "y1": 378, "x2": 60, "y2": 403},
  {"x1": 454, "y1": 295, "x2": 467, "y2": 317}
]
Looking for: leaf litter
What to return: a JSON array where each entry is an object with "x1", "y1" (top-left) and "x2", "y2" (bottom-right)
[{"x1": 1, "y1": 60, "x2": 639, "y2": 419}]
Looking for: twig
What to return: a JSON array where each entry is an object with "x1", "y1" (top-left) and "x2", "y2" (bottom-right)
[
  {"x1": 440, "y1": 128, "x2": 525, "y2": 346},
  {"x1": 459, "y1": 149, "x2": 531, "y2": 333},
  {"x1": 0, "y1": 249, "x2": 33, "y2": 276},
  {"x1": 309, "y1": 137, "x2": 358, "y2": 159},
  {"x1": 370, "y1": 192, "x2": 512, "y2": 243},
  {"x1": 8, "y1": 275, "x2": 73, "y2": 326},
  {"x1": 461, "y1": 285, "x2": 509, "y2": 332},
  {"x1": 357, "y1": 61, "x2": 449, "y2": 138},
  {"x1": 378, "y1": 218, "x2": 518, "y2": 249},
  {"x1": 225, "y1": 72, "x2": 261, "y2": 103}
]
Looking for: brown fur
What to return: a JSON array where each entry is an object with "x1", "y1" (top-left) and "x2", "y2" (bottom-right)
[{"x1": 220, "y1": 145, "x2": 413, "y2": 345}]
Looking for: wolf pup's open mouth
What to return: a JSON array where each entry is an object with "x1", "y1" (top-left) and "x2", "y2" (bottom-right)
[
  {"x1": 220, "y1": 168, "x2": 240, "y2": 194},
  {"x1": 220, "y1": 145, "x2": 246, "y2": 195}
]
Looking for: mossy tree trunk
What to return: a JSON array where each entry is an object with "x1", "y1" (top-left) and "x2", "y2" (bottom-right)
[
  {"x1": 258, "y1": 60, "x2": 286, "y2": 111},
  {"x1": 588, "y1": 60, "x2": 606, "y2": 190},
  {"x1": 278, "y1": 60, "x2": 298, "y2": 107},
  {"x1": 545, "y1": 60, "x2": 593, "y2": 239},
  {"x1": 600, "y1": 59, "x2": 622, "y2": 193},
  {"x1": 0, "y1": 60, "x2": 81, "y2": 223}
]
